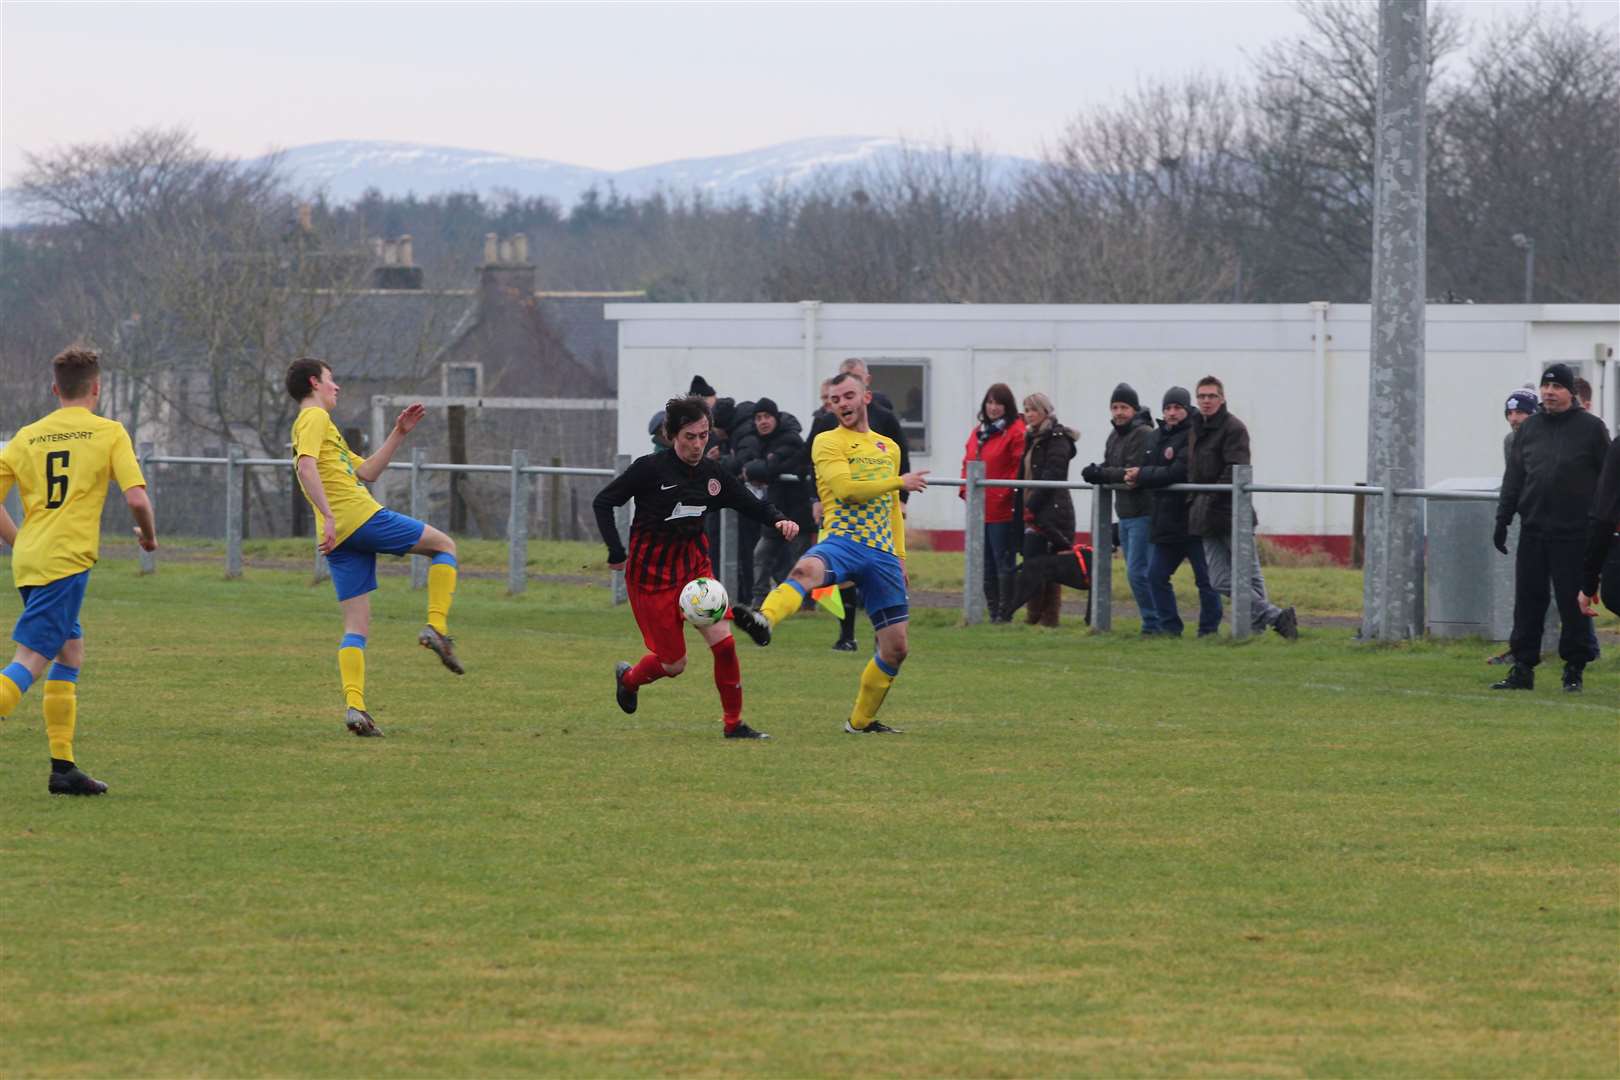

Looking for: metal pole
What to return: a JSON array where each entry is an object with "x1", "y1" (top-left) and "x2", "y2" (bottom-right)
[
  {"x1": 1089, "y1": 483, "x2": 1113, "y2": 632},
  {"x1": 409, "y1": 447, "x2": 428, "y2": 590},
  {"x1": 962, "y1": 460, "x2": 986, "y2": 625},
  {"x1": 508, "y1": 450, "x2": 529, "y2": 595},
  {"x1": 1523, "y1": 239, "x2": 1535, "y2": 304},
  {"x1": 1230, "y1": 464, "x2": 1255, "y2": 641},
  {"x1": 225, "y1": 446, "x2": 243, "y2": 579},
  {"x1": 719, "y1": 508, "x2": 739, "y2": 603},
  {"x1": 137, "y1": 448, "x2": 156, "y2": 576},
  {"x1": 370, "y1": 398, "x2": 389, "y2": 507},
  {"x1": 1363, "y1": 0, "x2": 1428, "y2": 641},
  {"x1": 612, "y1": 453, "x2": 632, "y2": 606}
]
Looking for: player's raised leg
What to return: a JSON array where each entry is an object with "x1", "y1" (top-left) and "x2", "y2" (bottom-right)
[
  {"x1": 411, "y1": 525, "x2": 462, "y2": 674},
  {"x1": 337, "y1": 594, "x2": 382, "y2": 736},
  {"x1": 697, "y1": 619, "x2": 768, "y2": 740}
]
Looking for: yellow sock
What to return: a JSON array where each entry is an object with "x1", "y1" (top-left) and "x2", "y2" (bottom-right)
[
  {"x1": 850, "y1": 655, "x2": 898, "y2": 729},
  {"x1": 0, "y1": 666, "x2": 27, "y2": 718},
  {"x1": 427, "y1": 560, "x2": 457, "y2": 635},
  {"x1": 759, "y1": 580, "x2": 808, "y2": 627},
  {"x1": 338, "y1": 635, "x2": 367, "y2": 710},
  {"x1": 44, "y1": 679, "x2": 77, "y2": 763}
]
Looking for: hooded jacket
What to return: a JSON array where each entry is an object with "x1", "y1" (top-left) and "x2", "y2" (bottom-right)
[
  {"x1": 1498, "y1": 404, "x2": 1609, "y2": 539},
  {"x1": 1093, "y1": 408, "x2": 1154, "y2": 519},
  {"x1": 1186, "y1": 404, "x2": 1251, "y2": 538},
  {"x1": 733, "y1": 410, "x2": 812, "y2": 525},
  {"x1": 1133, "y1": 414, "x2": 1196, "y2": 544},
  {"x1": 1018, "y1": 417, "x2": 1079, "y2": 548},
  {"x1": 960, "y1": 416, "x2": 1027, "y2": 524}
]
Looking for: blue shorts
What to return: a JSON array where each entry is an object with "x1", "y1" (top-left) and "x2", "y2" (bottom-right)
[
  {"x1": 328, "y1": 509, "x2": 427, "y2": 602},
  {"x1": 14, "y1": 569, "x2": 90, "y2": 659},
  {"x1": 802, "y1": 535, "x2": 909, "y2": 630}
]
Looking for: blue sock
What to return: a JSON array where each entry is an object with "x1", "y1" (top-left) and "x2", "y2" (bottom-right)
[
  {"x1": 47, "y1": 663, "x2": 79, "y2": 683},
  {"x1": 2, "y1": 661, "x2": 34, "y2": 695},
  {"x1": 430, "y1": 552, "x2": 457, "y2": 568},
  {"x1": 341, "y1": 633, "x2": 367, "y2": 650}
]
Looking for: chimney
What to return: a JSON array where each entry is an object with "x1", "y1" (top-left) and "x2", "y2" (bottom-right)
[
  {"x1": 498, "y1": 238, "x2": 514, "y2": 264},
  {"x1": 484, "y1": 233, "x2": 499, "y2": 264},
  {"x1": 511, "y1": 234, "x2": 529, "y2": 263},
  {"x1": 478, "y1": 231, "x2": 535, "y2": 300},
  {"x1": 371, "y1": 234, "x2": 425, "y2": 290}
]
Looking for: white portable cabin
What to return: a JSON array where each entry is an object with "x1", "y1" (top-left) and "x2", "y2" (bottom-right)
[{"x1": 605, "y1": 302, "x2": 1619, "y2": 556}]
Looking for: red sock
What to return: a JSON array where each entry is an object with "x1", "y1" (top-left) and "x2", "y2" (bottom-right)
[
  {"x1": 625, "y1": 652, "x2": 671, "y2": 690},
  {"x1": 711, "y1": 636, "x2": 742, "y2": 727}
]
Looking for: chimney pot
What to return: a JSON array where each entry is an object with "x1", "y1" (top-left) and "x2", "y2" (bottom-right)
[
  {"x1": 512, "y1": 234, "x2": 529, "y2": 263},
  {"x1": 383, "y1": 240, "x2": 399, "y2": 266},
  {"x1": 483, "y1": 233, "x2": 499, "y2": 264},
  {"x1": 398, "y1": 235, "x2": 414, "y2": 267},
  {"x1": 498, "y1": 239, "x2": 513, "y2": 264}
]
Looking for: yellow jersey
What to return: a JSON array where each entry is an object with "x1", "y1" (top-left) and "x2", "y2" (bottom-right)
[
  {"x1": 813, "y1": 424, "x2": 906, "y2": 559},
  {"x1": 0, "y1": 406, "x2": 146, "y2": 587},
  {"x1": 292, "y1": 407, "x2": 381, "y2": 545}
]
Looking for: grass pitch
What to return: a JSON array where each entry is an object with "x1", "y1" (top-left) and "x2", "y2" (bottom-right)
[{"x1": 0, "y1": 556, "x2": 1613, "y2": 1077}]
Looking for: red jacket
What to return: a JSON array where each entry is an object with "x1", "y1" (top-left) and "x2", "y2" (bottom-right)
[{"x1": 960, "y1": 418, "x2": 1027, "y2": 524}]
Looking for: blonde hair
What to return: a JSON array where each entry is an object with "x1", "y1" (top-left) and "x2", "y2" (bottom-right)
[{"x1": 1022, "y1": 391, "x2": 1054, "y2": 417}]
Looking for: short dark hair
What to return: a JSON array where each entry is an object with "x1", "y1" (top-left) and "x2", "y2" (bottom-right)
[
  {"x1": 1196, "y1": 375, "x2": 1225, "y2": 395},
  {"x1": 52, "y1": 346, "x2": 101, "y2": 399},
  {"x1": 828, "y1": 370, "x2": 863, "y2": 390},
  {"x1": 978, "y1": 382, "x2": 1018, "y2": 425},
  {"x1": 662, "y1": 394, "x2": 711, "y2": 439},
  {"x1": 286, "y1": 357, "x2": 330, "y2": 402}
]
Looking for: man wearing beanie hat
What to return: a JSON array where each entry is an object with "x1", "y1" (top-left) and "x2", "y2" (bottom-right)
[
  {"x1": 689, "y1": 375, "x2": 718, "y2": 402},
  {"x1": 1503, "y1": 388, "x2": 1538, "y2": 466},
  {"x1": 1126, "y1": 386, "x2": 1223, "y2": 637},
  {"x1": 1081, "y1": 383, "x2": 1159, "y2": 632},
  {"x1": 1491, "y1": 363, "x2": 1609, "y2": 692},
  {"x1": 732, "y1": 397, "x2": 813, "y2": 605}
]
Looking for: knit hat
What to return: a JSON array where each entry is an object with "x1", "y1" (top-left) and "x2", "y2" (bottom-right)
[
  {"x1": 1111, "y1": 382, "x2": 1140, "y2": 409},
  {"x1": 753, "y1": 397, "x2": 780, "y2": 420},
  {"x1": 689, "y1": 375, "x2": 717, "y2": 397},
  {"x1": 1539, "y1": 363, "x2": 1575, "y2": 393},
  {"x1": 648, "y1": 410, "x2": 666, "y2": 436},
  {"x1": 1503, "y1": 388, "x2": 1538, "y2": 416},
  {"x1": 1162, "y1": 386, "x2": 1192, "y2": 411}
]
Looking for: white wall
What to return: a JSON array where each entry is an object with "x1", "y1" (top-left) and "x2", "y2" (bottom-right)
[{"x1": 606, "y1": 303, "x2": 1620, "y2": 538}]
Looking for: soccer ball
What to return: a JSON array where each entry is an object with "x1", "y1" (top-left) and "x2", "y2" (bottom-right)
[{"x1": 679, "y1": 577, "x2": 729, "y2": 628}]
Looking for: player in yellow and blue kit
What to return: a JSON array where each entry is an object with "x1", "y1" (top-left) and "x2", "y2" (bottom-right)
[
  {"x1": 751, "y1": 370, "x2": 930, "y2": 733},
  {"x1": 0, "y1": 347, "x2": 158, "y2": 794},
  {"x1": 287, "y1": 358, "x2": 462, "y2": 738}
]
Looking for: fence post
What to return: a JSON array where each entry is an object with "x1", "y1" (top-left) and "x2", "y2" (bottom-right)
[
  {"x1": 137, "y1": 448, "x2": 156, "y2": 576},
  {"x1": 225, "y1": 446, "x2": 244, "y2": 579},
  {"x1": 548, "y1": 456, "x2": 564, "y2": 541},
  {"x1": 409, "y1": 448, "x2": 428, "y2": 590},
  {"x1": 508, "y1": 451, "x2": 529, "y2": 595},
  {"x1": 962, "y1": 461, "x2": 986, "y2": 625},
  {"x1": 1089, "y1": 482, "x2": 1113, "y2": 632},
  {"x1": 719, "y1": 508, "x2": 740, "y2": 603},
  {"x1": 1231, "y1": 464, "x2": 1255, "y2": 640},
  {"x1": 1379, "y1": 468, "x2": 1399, "y2": 642},
  {"x1": 612, "y1": 453, "x2": 631, "y2": 606}
]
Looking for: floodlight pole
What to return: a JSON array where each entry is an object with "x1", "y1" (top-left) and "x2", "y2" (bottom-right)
[{"x1": 1362, "y1": 0, "x2": 1428, "y2": 641}]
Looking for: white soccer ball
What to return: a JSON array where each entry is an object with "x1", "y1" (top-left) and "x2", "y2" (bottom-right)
[{"x1": 679, "y1": 577, "x2": 729, "y2": 628}]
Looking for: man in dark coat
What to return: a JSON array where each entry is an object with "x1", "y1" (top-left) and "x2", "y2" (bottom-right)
[
  {"x1": 1081, "y1": 383, "x2": 1157, "y2": 632},
  {"x1": 1128, "y1": 387, "x2": 1222, "y2": 637},
  {"x1": 735, "y1": 398, "x2": 814, "y2": 605},
  {"x1": 1185, "y1": 375, "x2": 1297, "y2": 640},
  {"x1": 1493, "y1": 363, "x2": 1610, "y2": 692},
  {"x1": 1015, "y1": 393, "x2": 1078, "y2": 627}
]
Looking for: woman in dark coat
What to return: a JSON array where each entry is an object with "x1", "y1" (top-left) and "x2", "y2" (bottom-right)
[{"x1": 1016, "y1": 392, "x2": 1078, "y2": 627}]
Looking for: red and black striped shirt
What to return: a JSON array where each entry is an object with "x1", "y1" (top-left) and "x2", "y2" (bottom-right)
[{"x1": 593, "y1": 451, "x2": 786, "y2": 589}]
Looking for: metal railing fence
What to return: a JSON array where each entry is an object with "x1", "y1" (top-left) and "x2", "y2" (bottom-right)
[{"x1": 120, "y1": 451, "x2": 1498, "y2": 640}]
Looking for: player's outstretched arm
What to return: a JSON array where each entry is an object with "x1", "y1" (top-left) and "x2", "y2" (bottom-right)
[
  {"x1": 295, "y1": 456, "x2": 339, "y2": 553},
  {"x1": 124, "y1": 486, "x2": 157, "y2": 551},
  {"x1": 355, "y1": 403, "x2": 426, "y2": 482}
]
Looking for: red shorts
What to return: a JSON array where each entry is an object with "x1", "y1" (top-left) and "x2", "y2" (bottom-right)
[{"x1": 627, "y1": 579, "x2": 693, "y2": 665}]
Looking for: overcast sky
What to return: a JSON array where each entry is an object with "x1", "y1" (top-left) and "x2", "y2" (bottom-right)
[{"x1": 2, "y1": 0, "x2": 1613, "y2": 183}]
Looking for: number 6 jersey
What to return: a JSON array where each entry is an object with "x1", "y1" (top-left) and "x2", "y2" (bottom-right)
[{"x1": 0, "y1": 406, "x2": 145, "y2": 587}]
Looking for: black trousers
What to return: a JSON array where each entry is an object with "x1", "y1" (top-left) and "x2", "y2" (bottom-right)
[{"x1": 1511, "y1": 531, "x2": 1600, "y2": 667}]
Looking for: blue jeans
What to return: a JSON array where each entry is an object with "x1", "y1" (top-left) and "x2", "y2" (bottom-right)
[
  {"x1": 1148, "y1": 540, "x2": 1223, "y2": 636},
  {"x1": 1117, "y1": 515, "x2": 1157, "y2": 632},
  {"x1": 985, "y1": 520, "x2": 1019, "y2": 580}
]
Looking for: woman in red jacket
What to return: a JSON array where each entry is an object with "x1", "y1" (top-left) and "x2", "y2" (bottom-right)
[{"x1": 960, "y1": 382, "x2": 1026, "y2": 622}]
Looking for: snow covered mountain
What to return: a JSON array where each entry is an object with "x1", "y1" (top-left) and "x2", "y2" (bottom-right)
[{"x1": 266, "y1": 136, "x2": 1034, "y2": 208}]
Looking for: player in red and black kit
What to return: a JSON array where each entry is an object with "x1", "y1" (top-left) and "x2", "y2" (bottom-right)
[{"x1": 592, "y1": 394, "x2": 799, "y2": 739}]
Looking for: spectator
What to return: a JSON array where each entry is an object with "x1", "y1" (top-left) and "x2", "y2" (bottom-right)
[
  {"x1": 1489, "y1": 387, "x2": 1541, "y2": 665},
  {"x1": 1128, "y1": 387, "x2": 1222, "y2": 638},
  {"x1": 1015, "y1": 392, "x2": 1077, "y2": 627},
  {"x1": 1185, "y1": 375, "x2": 1298, "y2": 640},
  {"x1": 1577, "y1": 428, "x2": 1620, "y2": 625},
  {"x1": 648, "y1": 410, "x2": 670, "y2": 452},
  {"x1": 960, "y1": 382, "x2": 1027, "y2": 623},
  {"x1": 1080, "y1": 384, "x2": 1158, "y2": 634},
  {"x1": 736, "y1": 398, "x2": 813, "y2": 605},
  {"x1": 1575, "y1": 376, "x2": 1593, "y2": 411},
  {"x1": 1492, "y1": 363, "x2": 1609, "y2": 692}
]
